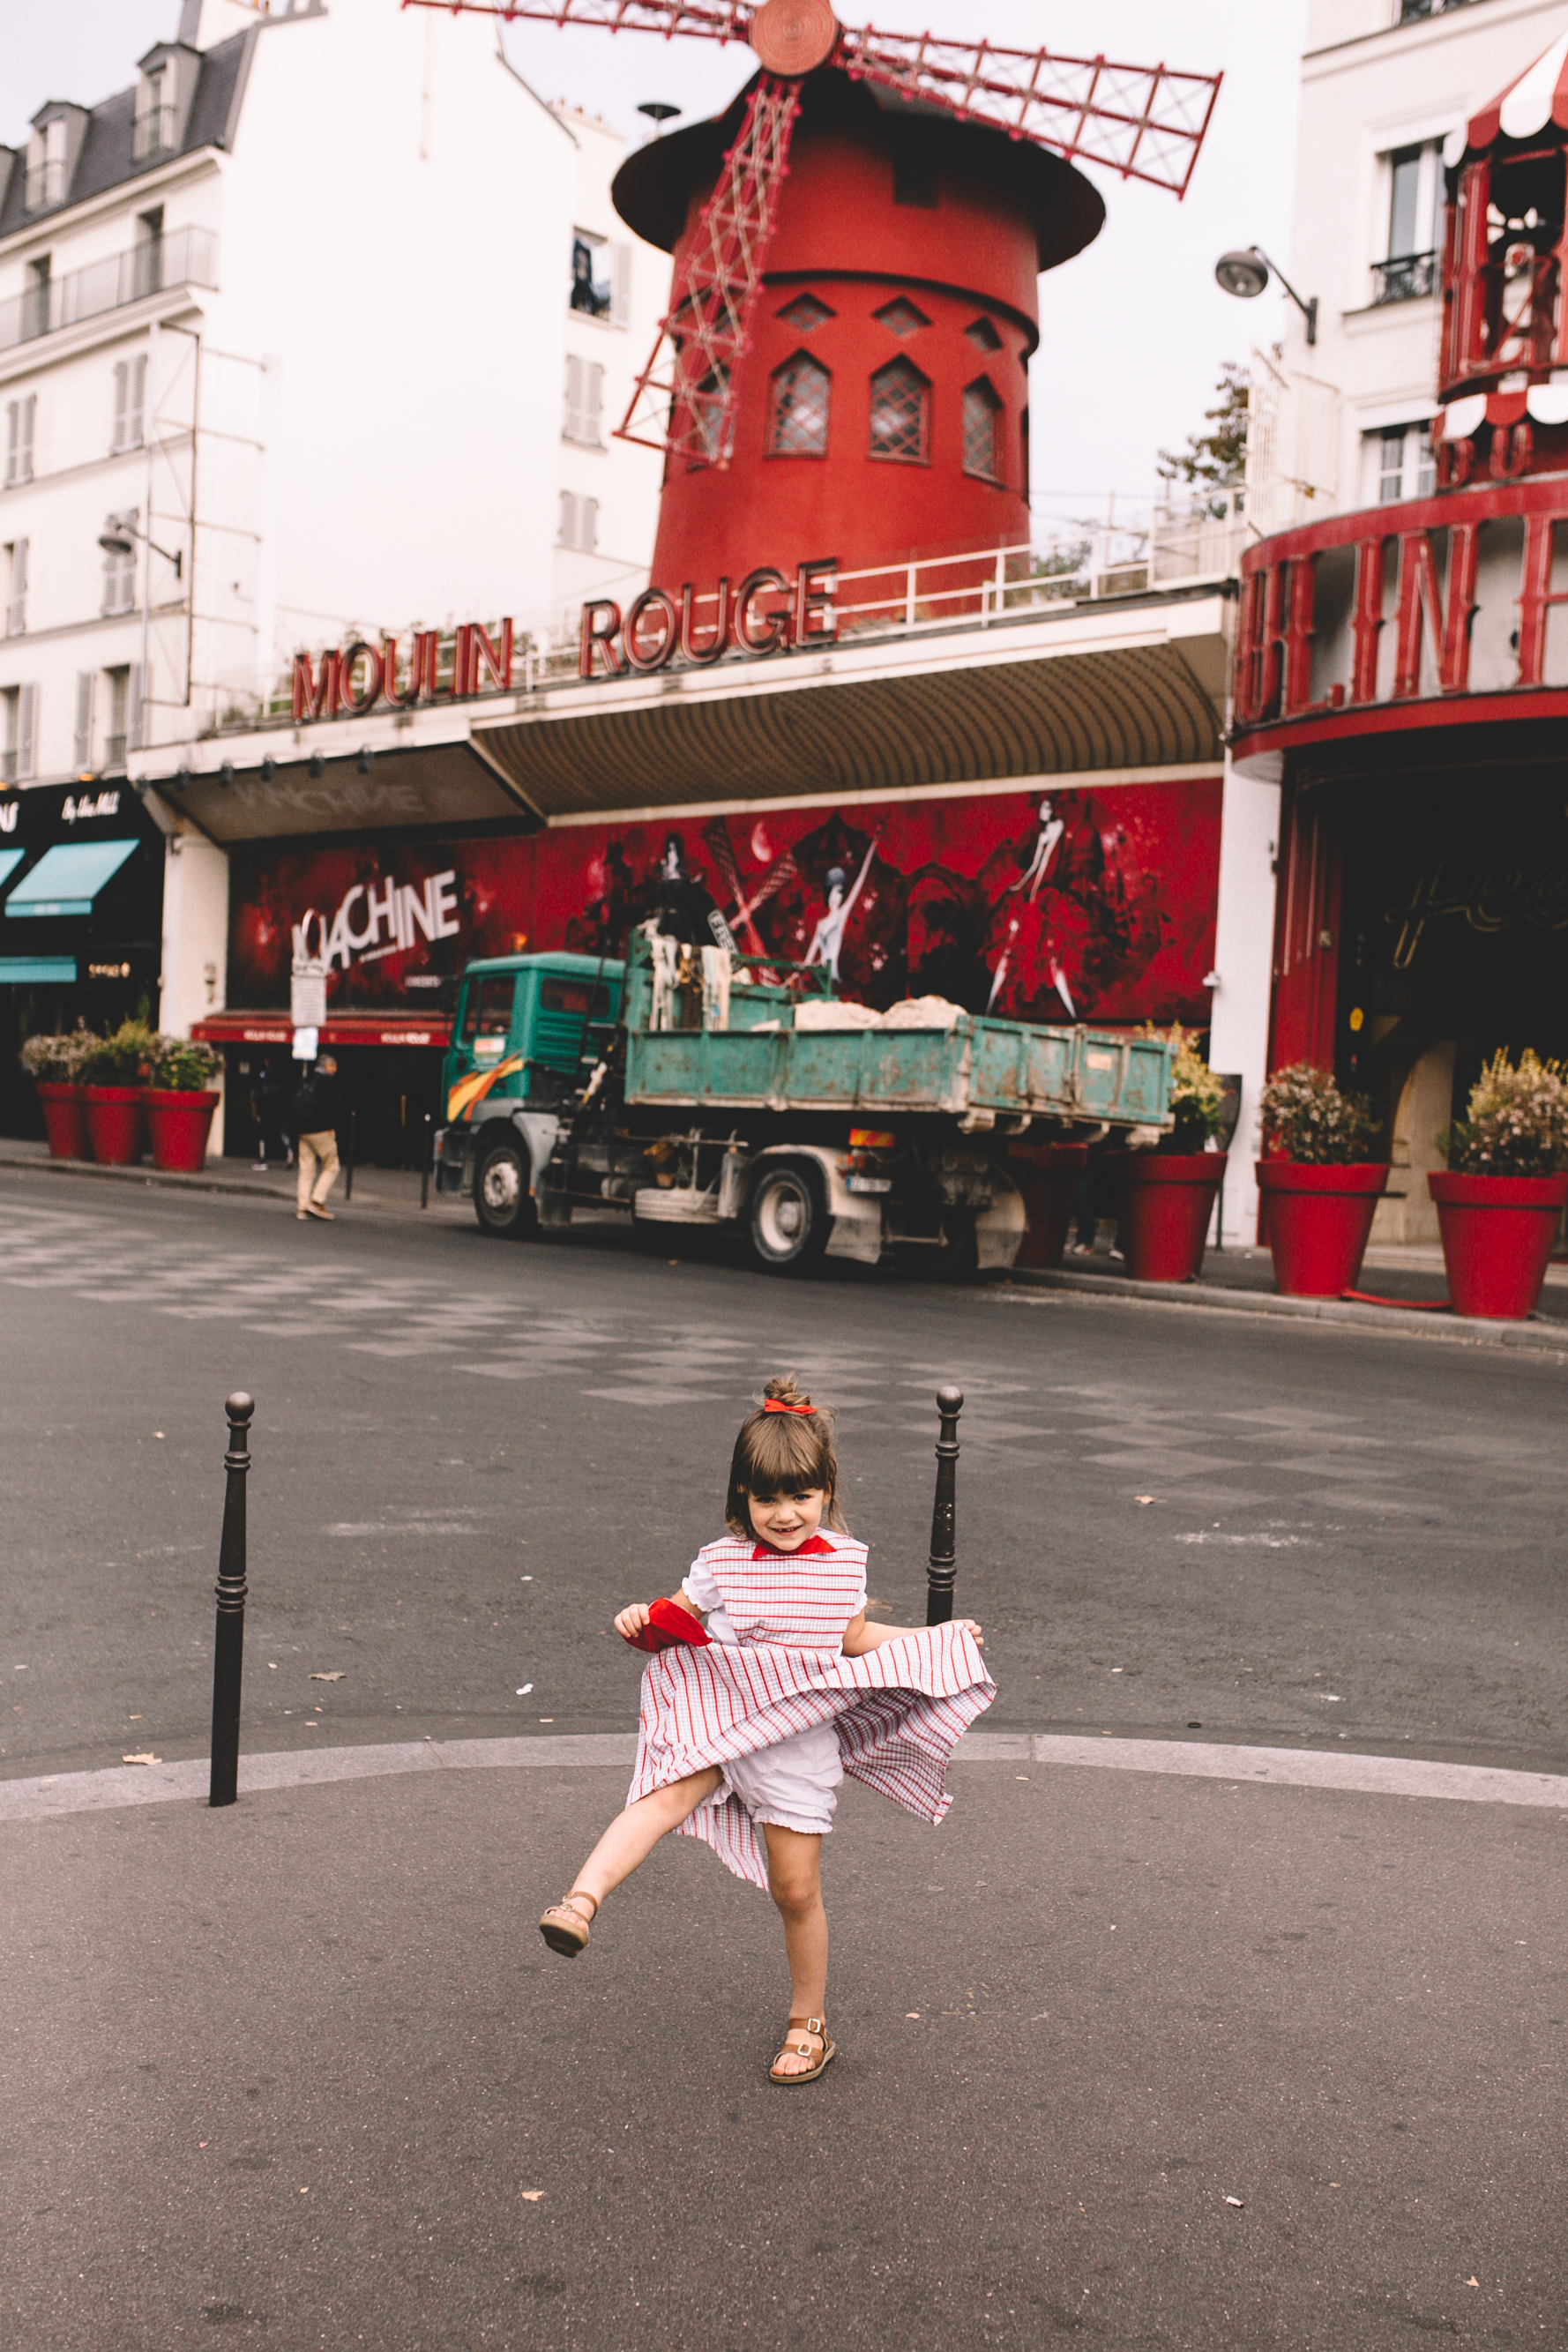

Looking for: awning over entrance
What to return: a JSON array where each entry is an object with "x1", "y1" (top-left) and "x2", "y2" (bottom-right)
[
  {"x1": 0, "y1": 849, "x2": 23, "y2": 892},
  {"x1": 192, "y1": 1011, "x2": 453, "y2": 1049},
  {"x1": 1463, "y1": 27, "x2": 1568, "y2": 155},
  {"x1": 159, "y1": 741, "x2": 535, "y2": 847},
  {"x1": 0, "y1": 956, "x2": 77, "y2": 985},
  {"x1": 4, "y1": 839, "x2": 138, "y2": 918}
]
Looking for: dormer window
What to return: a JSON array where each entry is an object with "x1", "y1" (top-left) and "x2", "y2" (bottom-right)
[
  {"x1": 24, "y1": 120, "x2": 67, "y2": 212},
  {"x1": 134, "y1": 67, "x2": 175, "y2": 161}
]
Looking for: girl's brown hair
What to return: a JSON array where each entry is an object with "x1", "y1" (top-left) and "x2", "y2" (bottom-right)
[{"x1": 725, "y1": 1375, "x2": 847, "y2": 1537}]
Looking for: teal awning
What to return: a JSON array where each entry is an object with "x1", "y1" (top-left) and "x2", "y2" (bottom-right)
[
  {"x1": 4, "y1": 838, "x2": 138, "y2": 918},
  {"x1": 0, "y1": 955, "x2": 77, "y2": 984},
  {"x1": 0, "y1": 847, "x2": 23, "y2": 891}
]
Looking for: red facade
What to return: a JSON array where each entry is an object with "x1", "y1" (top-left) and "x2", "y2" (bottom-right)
[{"x1": 227, "y1": 784, "x2": 1221, "y2": 1034}]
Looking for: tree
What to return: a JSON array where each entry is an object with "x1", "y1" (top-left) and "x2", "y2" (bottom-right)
[{"x1": 1156, "y1": 362, "x2": 1248, "y2": 516}]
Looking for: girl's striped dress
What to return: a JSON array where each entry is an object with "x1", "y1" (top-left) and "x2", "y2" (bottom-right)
[{"x1": 628, "y1": 1531, "x2": 996, "y2": 1889}]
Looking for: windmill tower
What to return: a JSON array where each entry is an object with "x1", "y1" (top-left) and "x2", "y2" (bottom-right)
[{"x1": 402, "y1": 0, "x2": 1221, "y2": 602}]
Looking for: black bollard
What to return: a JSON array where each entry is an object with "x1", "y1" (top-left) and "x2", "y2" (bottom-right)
[
  {"x1": 343, "y1": 1107, "x2": 355, "y2": 1201},
  {"x1": 421, "y1": 1110, "x2": 431, "y2": 1210},
  {"x1": 925, "y1": 1383, "x2": 964, "y2": 1626},
  {"x1": 208, "y1": 1392, "x2": 255, "y2": 1808}
]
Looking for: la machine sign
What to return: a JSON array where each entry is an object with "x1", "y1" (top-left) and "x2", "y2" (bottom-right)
[{"x1": 287, "y1": 560, "x2": 838, "y2": 720}]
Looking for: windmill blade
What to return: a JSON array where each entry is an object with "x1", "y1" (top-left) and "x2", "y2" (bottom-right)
[
  {"x1": 840, "y1": 31, "x2": 1221, "y2": 198},
  {"x1": 399, "y1": 0, "x2": 754, "y2": 40},
  {"x1": 617, "y1": 73, "x2": 801, "y2": 463}
]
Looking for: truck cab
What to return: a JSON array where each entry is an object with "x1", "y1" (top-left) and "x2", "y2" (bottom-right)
[{"x1": 435, "y1": 953, "x2": 623, "y2": 1235}]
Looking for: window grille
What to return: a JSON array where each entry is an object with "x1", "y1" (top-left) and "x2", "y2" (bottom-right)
[
  {"x1": 4, "y1": 396, "x2": 35, "y2": 487},
  {"x1": 874, "y1": 297, "x2": 930, "y2": 338},
  {"x1": 777, "y1": 293, "x2": 833, "y2": 332},
  {"x1": 962, "y1": 378, "x2": 1002, "y2": 479},
  {"x1": 767, "y1": 354, "x2": 830, "y2": 456},
  {"x1": 869, "y1": 357, "x2": 930, "y2": 462},
  {"x1": 965, "y1": 317, "x2": 1003, "y2": 353}
]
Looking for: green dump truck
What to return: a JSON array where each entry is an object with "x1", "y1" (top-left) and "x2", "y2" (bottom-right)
[{"x1": 433, "y1": 930, "x2": 1172, "y2": 1275}]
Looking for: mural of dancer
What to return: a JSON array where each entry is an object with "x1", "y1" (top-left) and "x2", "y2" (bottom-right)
[{"x1": 804, "y1": 835, "x2": 878, "y2": 982}]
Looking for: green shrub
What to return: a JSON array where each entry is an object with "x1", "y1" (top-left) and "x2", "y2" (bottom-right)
[
  {"x1": 1142, "y1": 1022, "x2": 1228, "y2": 1151},
  {"x1": 151, "y1": 1036, "x2": 220, "y2": 1092},
  {"x1": 1438, "y1": 1049, "x2": 1568, "y2": 1179},
  {"x1": 80, "y1": 1019, "x2": 161, "y2": 1087},
  {"x1": 1259, "y1": 1064, "x2": 1378, "y2": 1165}
]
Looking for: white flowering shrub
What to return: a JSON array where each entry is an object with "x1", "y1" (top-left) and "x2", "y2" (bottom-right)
[
  {"x1": 1258, "y1": 1064, "x2": 1377, "y2": 1165},
  {"x1": 1439, "y1": 1049, "x2": 1568, "y2": 1179}
]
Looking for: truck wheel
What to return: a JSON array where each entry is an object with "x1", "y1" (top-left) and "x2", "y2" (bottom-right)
[
  {"x1": 749, "y1": 1162, "x2": 829, "y2": 1275},
  {"x1": 474, "y1": 1136, "x2": 537, "y2": 1239}
]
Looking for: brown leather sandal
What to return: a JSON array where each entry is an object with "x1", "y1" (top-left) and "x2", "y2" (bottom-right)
[
  {"x1": 769, "y1": 2014, "x2": 836, "y2": 2086},
  {"x1": 538, "y1": 1890, "x2": 598, "y2": 1957}
]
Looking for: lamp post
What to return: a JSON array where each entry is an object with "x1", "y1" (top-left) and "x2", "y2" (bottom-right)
[{"x1": 1214, "y1": 245, "x2": 1318, "y2": 347}]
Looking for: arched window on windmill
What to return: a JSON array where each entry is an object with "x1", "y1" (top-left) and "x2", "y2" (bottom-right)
[
  {"x1": 962, "y1": 377, "x2": 1004, "y2": 481},
  {"x1": 768, "y1": 351, "x2": 831, "y2": 456},
  {"x1": 869, "y1": 355, "x2": 930, "y2": 463}
]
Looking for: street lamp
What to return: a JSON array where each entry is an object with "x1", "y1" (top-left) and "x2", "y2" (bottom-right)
[
  {"x1": 637, "y1": 101, "x2": 681, "y2": 135},
  {"x1": 99, "y1": 515, "x2": 183, "y2": 579},
  {"x1": 1214, "y1": 245, "x2": 1318, "y2": 347}
]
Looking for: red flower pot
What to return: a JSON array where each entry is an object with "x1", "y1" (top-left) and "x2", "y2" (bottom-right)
[
  {"x1": 1428, "y1": 1170, "x2": 1568, "y2": 1320},
  {"x1": 1256, "y1": 1161, "x2": 1389, "y2": 1296},
  {"x1": 36, "y1": 1082, "x2": 91, "y2": 1161},
  {"x1": 82, "y1": 1085, "x2": 147, "y2": 1167},
  {"x1": 144, "y1": 1088, "x2": 221, "y2": 1175},
  {"x1": 1115, "y1": 1152, "x2": 1226, "y2": 1282},
  {"x1": 1006, "y1": 1140, "x2": 1088, "y2": 1270}
]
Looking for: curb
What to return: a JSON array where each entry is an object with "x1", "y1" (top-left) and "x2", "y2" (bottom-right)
[
  {"x1": 1, "y1": 1150, "x2": 294, "y2": 1202},
  {"x1": 999, "y1": 1264, "x2": 1568, "y2": 1357}
]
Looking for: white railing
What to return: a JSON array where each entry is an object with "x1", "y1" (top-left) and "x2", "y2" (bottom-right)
[{"x1": 0, "y1": 225, "x2": 217, "y2": 355}]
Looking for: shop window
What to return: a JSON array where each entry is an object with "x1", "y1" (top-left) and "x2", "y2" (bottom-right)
[
  {"x1": 965, "y1": 316, "x2": 1003, "y2": 353},
  {"x1": 962, "y1": 378, "x2": 1002, "y2": 480},
  {"x1": 777, "y1": 292, "x2": 833, "y2": 332},
  {"x1": 563, "y1": 355, "x2": 604, "y2": 445},
  {"x1": 112, "y1": 355, "x2": 148, "y2": 453},
  {"x1": 571, "y1": 230, "x2": 630, "y2": 325},
  {"x1": 767, "y1": 353, "x2": 830, "y2": 456},
  {"x1": 874, "y1": 296, "x2": 930, "y2": 338},
  {"x1": 4, "y1": 395, "x2": 35, "y2": 487},
  {"x1": 869, "y1": 356, "x2": 930, "y2": 463},
  {"x1": 460, "y1": 974, "x2": 516, "y2": 1057}
]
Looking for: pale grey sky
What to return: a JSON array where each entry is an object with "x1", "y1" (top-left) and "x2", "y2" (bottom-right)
[{"x1": 1, "y1": 0, "x2": 1309, "y2": 531}]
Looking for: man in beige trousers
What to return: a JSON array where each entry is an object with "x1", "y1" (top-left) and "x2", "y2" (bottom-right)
[{"x1": 289, "y1": 1053, "x2": 341, "y2": 1222}]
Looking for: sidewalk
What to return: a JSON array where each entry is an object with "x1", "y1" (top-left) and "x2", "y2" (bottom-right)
[
  {"x1": 4, "y1": 1739, "x2": 1564, "y2": 2351},
  {"x1": 0, "y1": 1133, "x2": 466, "y2": 1220}
]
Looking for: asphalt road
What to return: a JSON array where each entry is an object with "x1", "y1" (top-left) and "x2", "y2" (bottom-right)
[
  {"x1": 4, "y1": 1167, "x2": 1567, "y2": 1781},
  {"x1": 4, "y1": 1168, "x2": 1568, "y2": 2352}
]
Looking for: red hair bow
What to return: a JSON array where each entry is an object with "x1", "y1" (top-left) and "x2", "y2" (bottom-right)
[{"x1": 763, "y1": 1398, "x2": 816, "y2": 1415}]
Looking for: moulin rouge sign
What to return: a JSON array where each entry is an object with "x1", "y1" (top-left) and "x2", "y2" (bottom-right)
[{"x1": 288, "y1": 559, "x2": 837, "y2": 720}]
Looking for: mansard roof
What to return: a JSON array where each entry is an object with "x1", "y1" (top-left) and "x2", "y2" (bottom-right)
[{"x1": 0, "y1": 30, "x2": 253, "y2": 242}]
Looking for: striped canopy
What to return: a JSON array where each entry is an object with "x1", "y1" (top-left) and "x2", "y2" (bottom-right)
[{"x1": 1460, "y1": 26, "x2": 1568, "y2": 156}]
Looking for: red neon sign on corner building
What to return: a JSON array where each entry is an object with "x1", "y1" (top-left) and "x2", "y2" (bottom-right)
[
  {"x1": 293, "y1": 621, "x2": 514, "y2": 723},
  {"x1": 578, "y1": 557, "x2": 838, "y2": 678}
]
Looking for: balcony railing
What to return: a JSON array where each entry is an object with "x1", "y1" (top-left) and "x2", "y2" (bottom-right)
[
  {"x1": 1372, "y1": 250, "x2": 1437, "y2": 305},
  {"x1": 1399, "y1": 0, "x2": 1480, "y2": 20},
  {"x1": 0, "y1": 223, "x2": 216, "y2": 355}
]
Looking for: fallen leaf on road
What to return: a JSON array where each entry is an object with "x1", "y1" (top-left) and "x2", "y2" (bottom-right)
[
  {"x1": 1135, "y1": 1496, "x2": 1155, "y2": 1506},
  {"x1": 1225, "y1": 2196, "x2": 1244, "y2": 2207},
  {"x1": 520, "y1": 2190, "x2": 544, "y2": 2202},
  {"x1": 310, "y1": 1670, "x2": 346, "y2": 1683},
  {"x1": 906, "y1": 2012, "x2": 920, "y2": 2020},
  {"x1": 1467, "y1": 2278, "x2": 1480, "y2": 2289},
  {"x1": 122, "y1": 1753, "x2": 161, "y2": 1766}
]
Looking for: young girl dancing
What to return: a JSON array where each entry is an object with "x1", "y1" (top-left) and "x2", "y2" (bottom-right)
[{"x1": 539, "y1": 1376, "x2": 994, "y2": 2084}]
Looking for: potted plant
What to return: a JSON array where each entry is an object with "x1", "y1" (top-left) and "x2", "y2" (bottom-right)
[
  {"x1": 144, "y1": 1035, "x2": 223, "y2": 1174},
  {"x1": 1006, "y1": 1134, "x2": 1089, "y2": 1269},
  {"x1": 19, "y1": 1025, "x2": 99, "y2": 1161},
  {"x1": 1256, "y1": 1064, "x2": 1386, "y2": 1296},
  {"x1": 1113, "y1": 1027, "x2": 1229, "y2": 1282},
  {"x1": 80, "y1": 1019, "x2": 160, "y2": 1166},
  {"x1": 1430, "y1": 1049, "x2": 1568, "y2": 1320}
]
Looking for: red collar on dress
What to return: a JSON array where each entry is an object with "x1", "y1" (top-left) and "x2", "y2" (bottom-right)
[{"x1": 750, "y1": 1533, "x2": 836, "y2": 1560}]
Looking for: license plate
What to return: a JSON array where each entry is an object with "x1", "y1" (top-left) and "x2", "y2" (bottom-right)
[{"x1": 846, "y1": 1175, "x2": 892, "y2": 1194}]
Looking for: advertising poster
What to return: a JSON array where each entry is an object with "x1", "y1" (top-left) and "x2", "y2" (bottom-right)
[{"x1": 227, "y1": 779, "x2": 1221, "y2": 1028}]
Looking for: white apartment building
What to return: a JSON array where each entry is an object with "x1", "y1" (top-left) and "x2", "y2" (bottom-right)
[
  {"x1": 0, "y1": 0, "x2": 665, "y2": 1087},
  {"x1": 1252, "y1": 0, "x2": 1568, "y2": 530}
]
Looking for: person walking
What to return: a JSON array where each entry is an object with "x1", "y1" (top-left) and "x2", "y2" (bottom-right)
[{"x1": 289, "y1": 1053, "x2": 341, "y2": 1222}]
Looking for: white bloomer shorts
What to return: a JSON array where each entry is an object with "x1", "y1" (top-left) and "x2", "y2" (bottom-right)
[{"x1": 718, "y1": 1718, "x2": 845, "y2": 1838}]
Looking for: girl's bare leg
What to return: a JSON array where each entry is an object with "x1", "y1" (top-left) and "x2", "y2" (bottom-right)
[
  {"x1": 569, "y1": 1766, "x2": 722, "y2": 1909},
  {"x1": 762, "y1": 1822, "x2": 827, "y2": 2073}
]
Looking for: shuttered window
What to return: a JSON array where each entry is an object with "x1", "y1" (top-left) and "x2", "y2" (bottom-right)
[
  {"x1": 111, "y1": 355, "x2": 147, "y2": 453},
  {"x1": 73, "y1": 671, "x2": 96, "y2": 771},
  {"x1": 5, "y1": 538, "x2": 27, "y2": 637},
  {"x1": 558, "y1": 492, "x2": 599, "y2": 553},
  {"x1": 564, "y1": 355, "x2": 605, "y2": 445},
  {"x1": 4, "y1": 396, "x2": 35, "y2": 487}
]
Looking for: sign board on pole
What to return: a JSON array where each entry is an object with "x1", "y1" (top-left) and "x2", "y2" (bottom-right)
[
  {"x1": 292, "y1": 1026, "x2": 319, "y2": 1062},
  {"x1": 291, "y1": 959, "x2": 327, "y2": 1029}
]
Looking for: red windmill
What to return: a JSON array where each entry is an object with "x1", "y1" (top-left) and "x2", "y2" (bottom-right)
[{"x1": 401, "y1": 0, "x2": 1222, "y2": 594}]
